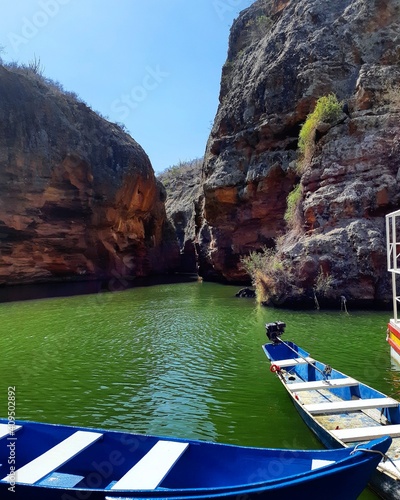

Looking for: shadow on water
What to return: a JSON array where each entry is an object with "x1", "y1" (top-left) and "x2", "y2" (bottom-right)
[{"x1": 0, "y1": 273, "x2": 199, "y2": 303}]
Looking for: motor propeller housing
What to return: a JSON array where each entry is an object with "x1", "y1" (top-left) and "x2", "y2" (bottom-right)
[{"x1": 265, "y1": 321, "x2": 286, "y2": 344}]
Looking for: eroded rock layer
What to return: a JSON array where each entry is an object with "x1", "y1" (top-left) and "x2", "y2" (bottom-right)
[{"x1": 0, "y1": 65, "x2": 179, "y2": 285}]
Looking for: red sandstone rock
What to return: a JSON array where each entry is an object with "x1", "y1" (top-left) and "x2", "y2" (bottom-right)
[{"x1": 0, "y1": 65, "x2": 179, "y2": 286}]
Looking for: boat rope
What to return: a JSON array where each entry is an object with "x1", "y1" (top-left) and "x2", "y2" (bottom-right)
[
  {"x1": 278, "y1": 339, "x2": 330, "y2": 379},
  {"x1": 350, "y1": 445, "x2": 400, "y2": 471}
]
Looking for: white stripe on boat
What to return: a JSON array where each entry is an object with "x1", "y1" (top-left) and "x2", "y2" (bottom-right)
[
  {"x1": 311, "y1": 459, "x2": 335, "y2": 470},
  {"x1": 274, "y1": 357, "x2": 315, "y2": 368},
  {"x1": 288, "y1": 378, "x2": 358, "y2": 392},
  {"x1": 4, "y1": 430, "x2": 103, "y2": 485},
  {"x1": 305, "y1": 398, "x2": 399, "y2": 414},
  {"x1": 332, "y1": 425, "x2": 400, "y2": 442},
  {"x1": 0, "y1": 423, "x2": 21, "y2": 440},
  {"x1": 111, "y1": 440, "x2": 188, "y2": 490}
]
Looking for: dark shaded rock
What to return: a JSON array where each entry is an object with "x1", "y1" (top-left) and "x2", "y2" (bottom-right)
[{"x1": 236, "y1": 287, "x2": 256, "y2": 298}]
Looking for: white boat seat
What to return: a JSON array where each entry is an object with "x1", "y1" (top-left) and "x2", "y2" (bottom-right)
[
  {"x1": 0, "y1": 423, "x2": 21, "y2": 440},
  {"x1": 273, "y1": 357, "x2": 315, "y2": 368},
  {"x1": 332, "y1": 424, "x2": 400, "y2": 442},
  {"x1": 305, "y1": 397, "x2": 399, "y2": 414},
  {"x1": 110, "y1": 440, "x2": 189, "y2": 490},
  {"x1": 288, "y1": 378, "x2": 358, "y2": 392},
  {"x1": 3, "y1": 430, "x2": 103, "y2": 484}
]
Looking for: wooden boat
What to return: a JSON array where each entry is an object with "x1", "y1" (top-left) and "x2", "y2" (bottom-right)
[
  {"x1": 0, "y1": 419, "x2": 391, "y2": 499},
  {"x1": 263, "y1": 328, "x2": 400, "y2": 499}
]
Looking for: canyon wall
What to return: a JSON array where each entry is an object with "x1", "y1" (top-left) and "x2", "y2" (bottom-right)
[
  {"x1": 0, "y1": 65, "x2": 179, "y2": 286},
  {"x1": 158, "y1": 159, "x2": 202, "y2": 273},
  {"x1": 197, "y1": 0, "x2": 400, "y2": 303}
]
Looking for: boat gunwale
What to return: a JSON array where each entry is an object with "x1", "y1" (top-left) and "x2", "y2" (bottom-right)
[{"x1": 0, "y1": 418, "x2": 390, "y2": 496}]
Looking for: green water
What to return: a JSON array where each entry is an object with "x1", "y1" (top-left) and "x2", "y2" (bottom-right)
[{"x1": 1, "y1": 281, "x2": 397, "y2": 498}]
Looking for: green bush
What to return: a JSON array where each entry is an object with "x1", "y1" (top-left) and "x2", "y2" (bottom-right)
[
  {"x1": 284, "y1": 184, "x2": 302, "y2": 227},
  {"x1": 298, "y1": 94, "x2": 342, "y2": 161}
]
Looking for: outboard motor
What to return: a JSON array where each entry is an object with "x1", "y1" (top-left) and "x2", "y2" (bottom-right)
[{"x1": 266, "y1": 321, "x2": 286, "y2": 344}]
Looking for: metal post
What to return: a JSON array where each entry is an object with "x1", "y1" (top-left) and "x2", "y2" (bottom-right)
[{"x1": 386, "y1": 213, "x2": 392, "y2": 271}]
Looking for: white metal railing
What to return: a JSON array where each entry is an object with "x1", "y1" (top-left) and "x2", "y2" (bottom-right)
[{"x1": 386, "y1": 209, "x2": 400, "y2": 324}]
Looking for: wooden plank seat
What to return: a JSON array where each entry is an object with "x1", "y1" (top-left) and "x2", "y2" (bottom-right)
[
  {"x1": 273, "y1": 357, "x2": 315, "y2": 368},
  {"x1": 379, "y1": 459, "x2": 400, "y2": 479},
  {"x1": 288, "y1": 378, "x2": 359, "y2": 392},
  {"x1": 332, "y1": 424, "x2": 400, "y2": 443},
  {"x1": 110, "y1": 440, "x2": 189, "y2": 490},
  {"x1": 3, "y1": 430, "x2": 102, "y2": 485},
  {"x1": 305, "y1": 397, "x2": 399, "y2": 415},
  {"x1": 0, "y1": 423, "x2": 21, "y2": 440}
]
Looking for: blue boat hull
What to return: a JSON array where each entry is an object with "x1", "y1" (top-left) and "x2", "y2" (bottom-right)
[
  {"x1": 263, "y1": 340, "x2": 400, "y2": 499},
  {"x1": 0, "y1": 419, "x2": 390, "y2": 499}
]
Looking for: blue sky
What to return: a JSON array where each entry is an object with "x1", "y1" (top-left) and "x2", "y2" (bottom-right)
[{"x1": 0, "y1": 0, "x2": 254, "y2": 173}]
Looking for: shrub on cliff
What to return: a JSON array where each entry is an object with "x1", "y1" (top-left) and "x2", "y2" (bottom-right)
[
  {"x1": 3, "y1": 58, "x2": 87, "y2": 105},
  {"x1": 284, "y1": 183, "x2": 302, "y2": 229},
  {"x1": 158, "y1": 158, "x2": 203, "y2": 191},
  {"x1": 244, "y1": 15, "x2": 273, "y2": 44},
  {"x1": 384, "y1": 84, "x2": 400, "y2": 109},
  {"x1": 241, "y1": 246, "x2": 302, "y2": 305},
  {"x1": 298, "y1": 94, "x2": 342, "y2": 168}
]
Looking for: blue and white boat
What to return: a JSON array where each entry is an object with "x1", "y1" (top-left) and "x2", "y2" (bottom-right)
[
  {"x1": 0, "y1": 418, "x2": 391, "y2": 499},
  {"x1": 263, "y1": 322, "x2": 400, "y2": 499}
]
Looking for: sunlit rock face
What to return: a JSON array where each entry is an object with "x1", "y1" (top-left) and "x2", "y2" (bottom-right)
[
  {"x1": 0, "y1": 65, "x2": 179, "y2": 285},
  {"x1": 197, "y1": 0, "x2": 400, "y2": 302}
]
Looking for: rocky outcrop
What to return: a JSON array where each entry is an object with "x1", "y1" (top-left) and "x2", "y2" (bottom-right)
[
  {"x1": 0, "y1": 65, "x2": 179, "y2": 286},
  {"x1": 158, "y1": 159, "x2": 202, "y2": 273},
  {"x1": 197, "y1": 0, "x2": 400, "y2": 302},
  {"x1": 289, "y1": 63, "x2": 400, "y2": 303}
]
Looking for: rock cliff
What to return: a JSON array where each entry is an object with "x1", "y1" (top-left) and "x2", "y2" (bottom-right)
[
  {"x1": 157, "y1": 159, "x2": 202, "y2": 273},
  {"x1": 197, "y1": 0, "x2": 400, "y2": 302},
  {"x1": 0, "y1": 65, "x2": 179, "y2": 286}
]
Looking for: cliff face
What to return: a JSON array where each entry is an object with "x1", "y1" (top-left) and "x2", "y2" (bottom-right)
[
  {"x1": 157, "y1": 159, "x2": 202, "y2": 273},
  {"x1": 0, "y1": 65, "x2": 179, "y2": 286},
  {"x1": 198, "y1": 0, "x2": 400, "y2": 301}
]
